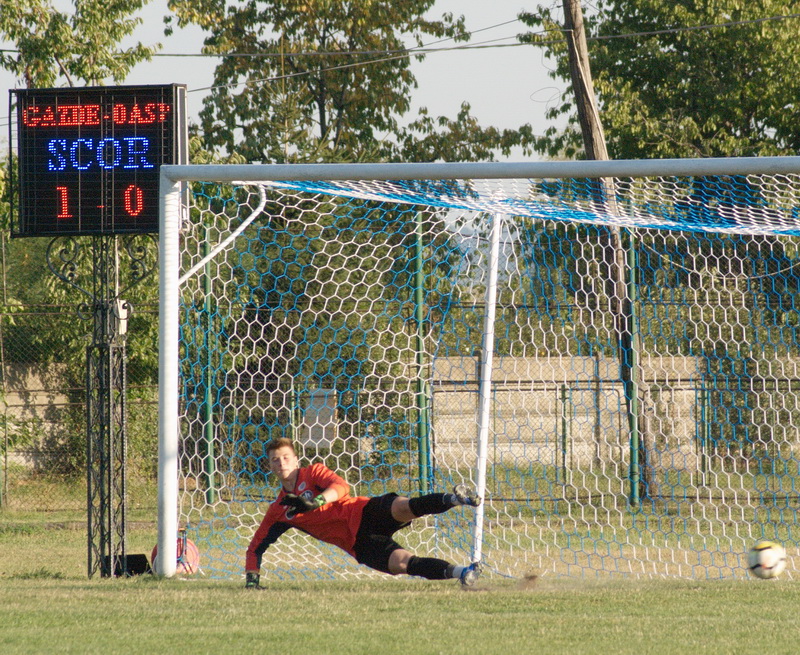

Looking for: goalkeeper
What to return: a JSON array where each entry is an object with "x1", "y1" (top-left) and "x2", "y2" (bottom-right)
[{"x1": 245, "y1": 437, "x2": 481, "y2": 588}]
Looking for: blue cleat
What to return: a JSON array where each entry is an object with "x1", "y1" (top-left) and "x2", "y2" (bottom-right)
[
  {"x1": 460, "y1": 561, "x2": 483, "y2": 587},
  {"x1": 453, "y1": 484, "x2": 481, "y2": 507}
]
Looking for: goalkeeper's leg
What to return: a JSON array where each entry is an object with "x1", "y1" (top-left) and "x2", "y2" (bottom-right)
[
  {"x1": 391, "y1": 549, "x2": 482, "y2": 586},
  {"x1": 353, "y1": 496, "x2": 482, "y2": 586},
  {"x1": 355, "y1": 538, "x2": 482, "y2": 586},
  {"x1": 393, "y1": 484, "x2": 481, "y2": 523}
]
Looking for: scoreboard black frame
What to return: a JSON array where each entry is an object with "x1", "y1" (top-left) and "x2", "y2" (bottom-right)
[{"x1": 10, "y1": 84, "x2": 187, "y2": 237}]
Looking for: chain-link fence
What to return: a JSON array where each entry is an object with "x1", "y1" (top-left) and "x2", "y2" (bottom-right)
[{"x1": 0, "y1": 233, "x2": 159, "y2": 516}]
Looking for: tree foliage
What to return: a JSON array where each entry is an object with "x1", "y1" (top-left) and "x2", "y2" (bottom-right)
[
  {"x1": 520, "y1": 1, "x2": 800, "y2": 159},
  {"x1": 167, "y1": 0, "x2": 536, "y2": 162},
  {"x1": 0, "y1": 0, "x2": 157, "y2": 87},
  {"x1": 0, "y1": 0, "x2": 163, "y2": 389}
]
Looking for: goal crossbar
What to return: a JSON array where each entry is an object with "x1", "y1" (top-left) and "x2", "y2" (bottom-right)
[{"x1": 160, "y1": 156, "x2": 800, "y2": 184}]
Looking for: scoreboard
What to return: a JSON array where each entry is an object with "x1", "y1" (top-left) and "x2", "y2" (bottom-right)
[{"x1": 11, "y1": 84, "x2": 187, "y2": 236}]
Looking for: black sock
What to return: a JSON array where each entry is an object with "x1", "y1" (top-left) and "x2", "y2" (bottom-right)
[
  {"x1": 406, "y1": 556, "x2": 452, "y2": 580},
  {"x1": 408, "y1": 493, "x2": 453, "y2": 517}
]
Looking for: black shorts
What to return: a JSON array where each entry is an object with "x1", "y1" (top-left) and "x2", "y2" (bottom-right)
[{"x1": 352, "y1": 493, "x2": 410, "y2": 574}]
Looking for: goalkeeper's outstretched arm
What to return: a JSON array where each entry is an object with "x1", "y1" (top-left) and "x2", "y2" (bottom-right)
[{"x1": 245, "y1": 521, "x2": 291, "y2": 588}]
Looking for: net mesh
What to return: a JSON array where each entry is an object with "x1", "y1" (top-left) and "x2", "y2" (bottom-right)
[
  {"x1": 173, "y1": 170, "x2": 800, "y2": 580},
  {"x1": 268, "y1": 174, "x2": 800, "y2": 235}
]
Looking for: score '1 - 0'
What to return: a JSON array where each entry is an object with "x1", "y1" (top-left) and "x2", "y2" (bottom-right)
[{"x1": 55, "y1": 184, "x2": 146, "y2": 220}]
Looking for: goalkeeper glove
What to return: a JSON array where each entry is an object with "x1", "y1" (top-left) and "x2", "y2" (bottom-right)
[
  {"x1": 245, "y1": 572, "x2": 261, "y2": 589},
  {"x1": 280, "y1": 493, "x2": 326, "y2": 513}
]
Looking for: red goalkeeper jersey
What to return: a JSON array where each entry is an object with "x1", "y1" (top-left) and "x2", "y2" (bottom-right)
[{"x1": 245, "y1": 463, "x2": 369, "y2": 571}]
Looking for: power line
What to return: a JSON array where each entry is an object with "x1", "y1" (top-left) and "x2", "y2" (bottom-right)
[
  {"x1": 150, "y1": 38, "x2": 525, "y2": 61},
  {"x1": 195, "y1": 10, "x2": 800, "y2": 94},
  {"x1": 0, "y1": 35, "x2": 532, "y2": 63},
  {"x1": 590, "y1": 11, "x2": 800, "y2": 42},
  {"x1": 1, "y1": 10, "x2": 797, "y2": 60},
  {"x1": 3, "y1": 11, "x2": 794, "y2": 63},
  {"x1": 193, "y1": 36, "x2": 540, "y2": 94},
  {"x1": 2, "y1": 11, "x2": 799, "y2": 126},
  {"x1": 0, "y1": 17, "x2": 527, "y2": 131},
  {"x1": 0, "y1": 17, "x2": 535, "y2": 130}
]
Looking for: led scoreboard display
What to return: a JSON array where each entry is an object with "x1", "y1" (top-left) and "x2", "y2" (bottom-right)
[{"x1": 11, "y1": 84, "x2": 187, "y2": 236}]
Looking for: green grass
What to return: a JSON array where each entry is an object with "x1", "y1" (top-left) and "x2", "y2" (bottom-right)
[
  {"x1": 2, "y1": 515, "x2": 800, "y2": 654},
  {"x1": 1, "y1": 574, "x2": 799, "y2": 654}
]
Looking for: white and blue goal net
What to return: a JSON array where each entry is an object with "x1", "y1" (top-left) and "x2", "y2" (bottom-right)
[{"x1": 157, "y1": 158, "x2": 800, "y2": 580}]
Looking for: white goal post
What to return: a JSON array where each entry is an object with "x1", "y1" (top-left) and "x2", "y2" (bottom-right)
[{"x1": 158, "y1": 157, "x2": 800, "y2": 579}]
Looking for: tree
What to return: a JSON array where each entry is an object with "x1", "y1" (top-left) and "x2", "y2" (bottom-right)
[
  {"x1": 0, "y1": 1, "x2": 163, "y2": 474},
  {"x1": 167, "y1": 0, "x2": 536, "y2": 162},
  {"x1": 0, "y1": 0, "x2": 157, "y2": 87},
  {"x1": 0, "y1": 0, "x2": 162, "y2": 377},
  {"x1": 520, "y1": 2, "x2": 800, "y2": 484},
  {"x1": 520, "y1": 1, "x2": 800, "y2": 160}
]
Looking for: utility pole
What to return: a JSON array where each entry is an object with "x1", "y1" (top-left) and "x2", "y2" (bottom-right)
[
  {"x1": 562, "y1": 0, "x2": 608, "y2": 160},
  {"x1": 561, "y1": 0, "x2": 650, "y2": 505}
]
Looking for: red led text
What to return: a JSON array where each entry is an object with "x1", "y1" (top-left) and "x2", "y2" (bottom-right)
[
  {"x1": 23, "y1": 102, "x2": 172, "y2": 128},
  {"x1": 123, "y1": 185, "x2": 145, "y2": 216},
  {"x1": 54, "y1": 184, "x2": 147, "y2": 219}
]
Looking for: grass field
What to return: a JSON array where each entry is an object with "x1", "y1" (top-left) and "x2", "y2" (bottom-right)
[{"x1": 2, "y1": 514, "x2": 800, "y2": 655}]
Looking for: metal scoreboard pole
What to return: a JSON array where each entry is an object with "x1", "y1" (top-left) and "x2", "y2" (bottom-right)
[
  {"x1": 10, "y1": 84, "x2": 187, "y2": 578},
  {"x1": 84, "y1": 236, "x2": 129, "y2": 578},
  {"x1": 45, "y1": 235, "x2": 155, "y2": 576}
]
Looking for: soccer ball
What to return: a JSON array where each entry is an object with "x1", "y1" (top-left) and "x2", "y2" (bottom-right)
[{"x1": 747, "y1": 541, "x2": 787, "y2": 579}]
